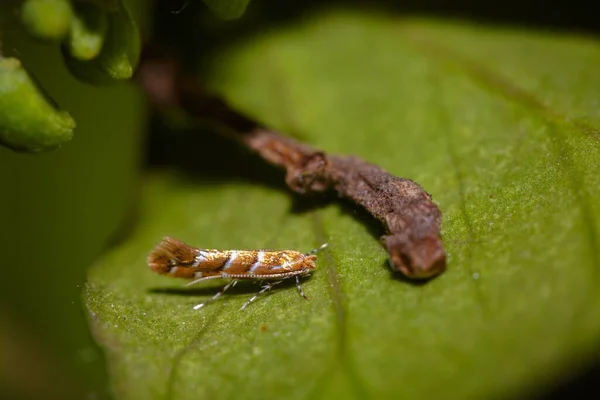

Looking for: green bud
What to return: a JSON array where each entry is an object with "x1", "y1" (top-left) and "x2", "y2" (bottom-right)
[
  {"x1": 21, "y1": 0, "x2": 73, "y2": 41},
  {"x1": 99, "y1": 0, "x2": 140, "y2": 80},
  {"x1": 66, "y1": 2, "x2": 109, "y2": 60},
  {"x1": 0, "y1": 58, "x2": 75, "y2": 153},
  {"x1": 62, "y1": 0, "x2": 140, "y2": 85}
]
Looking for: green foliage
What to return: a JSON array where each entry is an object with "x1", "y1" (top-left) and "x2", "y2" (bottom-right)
[
  {"x1": 85, "y1": 11, "x2": 600, "y2": 399},
  {"x1": 0, "y1": 0, "x2": 143, "y2": 152},
  {"x1": 63, "y1": 0, "x2": 140, "y2": 85},
  {"x1": 0, "y1": 57, "x2": 75, "y2": 152},
  {"x1": 21, "y1": 0, "x2": 73, "y2": 41},
  {"x1": 203, "y1": 0, "x2": 252, "y2": 19}
]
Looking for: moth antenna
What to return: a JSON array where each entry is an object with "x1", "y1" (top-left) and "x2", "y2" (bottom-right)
[{"x1": 304, "y1": 243, "x2": 328, "y2": 256}]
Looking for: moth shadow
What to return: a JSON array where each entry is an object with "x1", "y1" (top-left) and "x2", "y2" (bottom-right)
[{"x1": 149, "y1": 276, "x2": 305, "y2": 297}]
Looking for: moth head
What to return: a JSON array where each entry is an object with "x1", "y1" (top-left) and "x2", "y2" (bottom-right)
[{"x1": 302, "y1": 254, "x2": 318, "y2": 271}]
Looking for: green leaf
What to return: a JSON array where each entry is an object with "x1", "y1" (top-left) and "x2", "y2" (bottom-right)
[
  {"x1": 85, "y1": 10, "x2": 600, "y2": 399},
  {"x1": 202, "y1": 0, "x2": 251, "y2": 19}
]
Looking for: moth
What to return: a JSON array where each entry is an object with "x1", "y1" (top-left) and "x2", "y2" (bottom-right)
[{"x1": 148, "y1": 236, "x2": 327, "y2": 310}]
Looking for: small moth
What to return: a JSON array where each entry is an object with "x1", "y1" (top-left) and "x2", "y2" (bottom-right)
[{"x1": 147, "y1": 237, "x2": 328, "y2": 310}]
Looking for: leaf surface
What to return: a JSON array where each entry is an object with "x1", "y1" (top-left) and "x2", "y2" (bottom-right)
[{"x1": 85, "y1": 11, "x2": 600, "y2": 399}]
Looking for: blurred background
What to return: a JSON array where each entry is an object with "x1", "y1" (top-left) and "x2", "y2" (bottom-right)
[{"x1": 0, "y1": 0, "x2": 598, "y2": 399}]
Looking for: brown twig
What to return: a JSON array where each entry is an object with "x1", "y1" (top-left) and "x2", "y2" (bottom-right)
[{"x1": 137, "y1": 49, "x2": 446, "y2": 280}]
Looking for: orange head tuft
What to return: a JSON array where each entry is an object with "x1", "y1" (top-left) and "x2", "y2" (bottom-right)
[
  {"x1": 302, "y1": 254, "x2": 318, "y2": 271},
  {"x1": 147, "y1": 236, "x2": 198, "y2": 275}
]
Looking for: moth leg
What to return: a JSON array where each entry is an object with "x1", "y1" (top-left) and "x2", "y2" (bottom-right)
[
  {"x1": 193, "y1": 279, "x2": 237, "y2": 310},
  {"x1": 240, "y1": 280, "x2": 283, "y2": 311},
  {"x1": 295, "y1": 275, "x2": 310, "y2": 300},
  {"x1": 185, "y1": 276, "x2": 208, "y2": 287}
]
